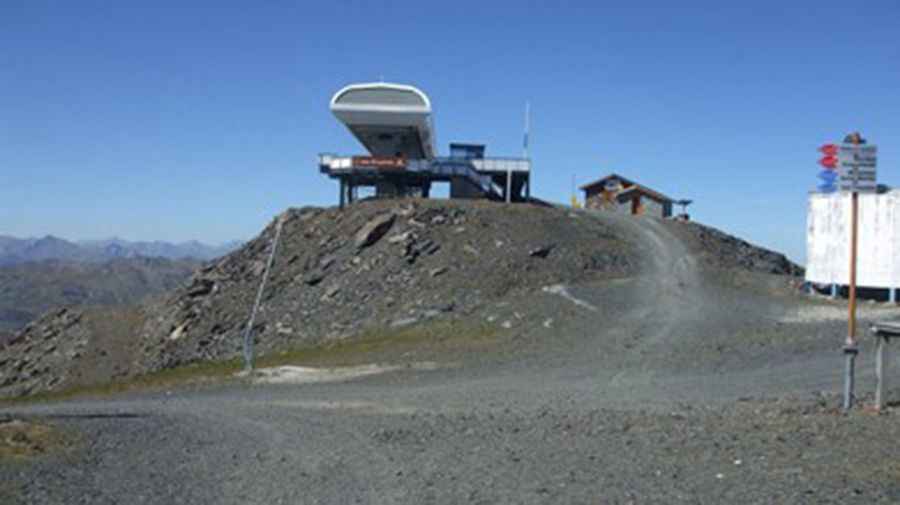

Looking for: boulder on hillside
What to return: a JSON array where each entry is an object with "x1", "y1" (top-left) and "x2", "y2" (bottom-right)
[{"x1": 354, "y1": 213, "x2": 396, "y2": 249}]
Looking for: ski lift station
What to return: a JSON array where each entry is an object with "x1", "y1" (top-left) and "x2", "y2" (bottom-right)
[
  {"x1": 319, "y1": 82, "x2": 531, "y2": 206},
  {"x1": 806, "y1": 189, "x2": 900, "y2": 301}
]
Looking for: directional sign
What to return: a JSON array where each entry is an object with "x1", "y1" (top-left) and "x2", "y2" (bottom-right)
[
  {"x1": 839, "y1": 144, "x2": 877, "y2": 167},
  {"x1": 838, "y1": 144, "x2": 877, "y2": 193},
  {"x1": 819, "y1": 143, "x2": 839, "y2": 156},
  {"x1": 818, "y1": 170, "x2": 838, "y2": 182},
  {"x1": 819, "y1": 155, "x2": 839, "y2": 169}
]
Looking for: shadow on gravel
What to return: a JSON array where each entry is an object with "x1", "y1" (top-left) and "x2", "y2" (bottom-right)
[{"x1": 40, "y1": 413, "x2": 143, "y2": 420}]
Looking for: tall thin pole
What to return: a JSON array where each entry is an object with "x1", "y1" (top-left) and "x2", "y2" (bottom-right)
[
  {"x1": 242, "y1": 214, "x2": 285, "y2": 373},
  {"x1": 848, "y1": 190, "x2": 859, "y2": 343},
  {"x1": 842, "y1": 133, "x2": 861, "y2": 411}
]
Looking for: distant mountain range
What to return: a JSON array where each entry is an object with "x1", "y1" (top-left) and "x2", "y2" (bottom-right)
[
  {"x1": 0, "y1": 235, "x2": 242, "y2": 266},
  {"x1": 0, "y1": 256, "x2": 201, "y2": 332}
]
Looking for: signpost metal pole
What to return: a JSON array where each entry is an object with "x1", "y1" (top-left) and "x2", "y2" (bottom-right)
[
  {"x1": 843, "y1": 188, "x2": 859, "y2": 410},
  {"x1": 821, "y1": 133, "x2": 876, "y2": 410},
  {"x1": 842, "y1": 133, "x2": 861, "y2": 411}
]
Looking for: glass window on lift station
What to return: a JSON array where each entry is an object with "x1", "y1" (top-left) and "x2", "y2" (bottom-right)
[{"x1": 449, "y1": 143, "x2": 485, "y2": 160}]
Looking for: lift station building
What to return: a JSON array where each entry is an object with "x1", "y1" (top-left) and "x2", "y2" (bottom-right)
[{"x1": 319, "y1": 82, "x2": 531, "y2": 206}]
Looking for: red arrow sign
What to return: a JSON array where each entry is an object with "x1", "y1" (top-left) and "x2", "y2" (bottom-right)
[
  {"x1": 819, "y1": 155, "x2": 838, "y2": 169},
  {"x1": 819, "y1": 143, "x2": 838, "y2": 156}
]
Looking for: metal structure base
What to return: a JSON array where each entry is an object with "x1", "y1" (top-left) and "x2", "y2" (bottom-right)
[{"x1": 842, "y1": 345, "x2": 859, "y2": 411}]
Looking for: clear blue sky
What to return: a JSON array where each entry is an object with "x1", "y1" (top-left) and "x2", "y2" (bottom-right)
[{"x1": 2, "y1": 1, "x2": 898, "y2": 262}]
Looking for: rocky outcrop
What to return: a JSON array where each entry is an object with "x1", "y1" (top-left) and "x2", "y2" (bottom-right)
[
  {"x1": 668, "y1": 221, "x2": 803, "y2": 276},
  {"x1": 354, "y1": 213, "x2": 396, "y2": 249},
  {"x1": 0, "y1": 308, "x2": 89, "y2": 397}
]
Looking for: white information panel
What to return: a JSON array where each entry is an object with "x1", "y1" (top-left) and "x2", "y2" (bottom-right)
[{"x1": 807, "y1": 190, "x2": 900, "y2": 287}]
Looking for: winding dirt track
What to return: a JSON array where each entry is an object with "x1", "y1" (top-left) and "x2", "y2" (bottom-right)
[{"x1": 3, "y1": 211, "x2": 900, "y2": 504}]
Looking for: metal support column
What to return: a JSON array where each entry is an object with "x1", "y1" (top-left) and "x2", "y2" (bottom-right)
[
  {"x1": 875, "y1": 335, "x2": 890, "y2": 411},
  {"x1": 870, "y1": 322, "x2": 900, "y2": 411},
  {"x1": 505, "y1": 169, "x2": 512, "y2": 203},
  {"x1": 339, "y1": 179, "x2": 346, "y2": 209},
  {"x1": 842, "y1": 345, "x2": 858, "y2": 411}
]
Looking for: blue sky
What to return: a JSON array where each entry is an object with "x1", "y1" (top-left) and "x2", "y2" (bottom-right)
[{"x1": 2, "y1": 1, "x2": 898, "y2": 262}]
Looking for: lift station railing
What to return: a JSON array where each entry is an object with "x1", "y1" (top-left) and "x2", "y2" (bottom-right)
[{"x1": 318, "y1": 154, "x2": 530, "y2": 199}]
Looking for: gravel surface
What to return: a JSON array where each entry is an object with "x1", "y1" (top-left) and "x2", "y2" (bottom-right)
[{"x1": 2, "y1": 208, "x2": 899, "y2": 504}]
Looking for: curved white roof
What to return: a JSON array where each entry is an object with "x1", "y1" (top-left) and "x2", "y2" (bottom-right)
[{"x1": 330, "y1": 82, "x2": 436, "y2": 159}]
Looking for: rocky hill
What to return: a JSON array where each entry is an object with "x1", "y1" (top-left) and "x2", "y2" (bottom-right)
[
  {"x1": 0, "y1": 200, "x2": 801, "y2": 398},
  {"x1": 667, "y1": 220, "x2": 803, "y2": 276},
  {"x1": 0, "y1": 257, "x2": 200, "y2": 332}
]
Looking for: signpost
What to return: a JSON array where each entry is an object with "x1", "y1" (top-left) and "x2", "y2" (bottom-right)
[
  {"x1": 838, "y1": 144, "x2": 877, "y2": 193},
  {"x1": 817, "y1": 144, "x2": 839, "y2": 193},
  {"x1": 822, "y1": 132, "x2": 878, "y2": 411}
]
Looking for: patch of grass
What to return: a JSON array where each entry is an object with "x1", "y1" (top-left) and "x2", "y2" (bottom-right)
[
  {"x1": 0, "y1": 419, "x2": 70, "y2": 461},
  {"x1": 0, "y1": 318, "x2": 502, "y2": 406},
  {"x1": 257, "y1": 318, "x2": 503, "y2": 368},
  {"x1": 0, "y1": 358, "x2": 245, "y2": 407}
]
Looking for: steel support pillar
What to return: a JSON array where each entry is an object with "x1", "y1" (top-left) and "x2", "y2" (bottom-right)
[
  {"x1": 875, "y1": 335, "x2": 890, "y2": 411},
  {"x1": 842, "y1": 345, "x2": 858, "y2": 411}
]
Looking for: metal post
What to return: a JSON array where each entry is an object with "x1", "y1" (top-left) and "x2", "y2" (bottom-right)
[
  {"x1": 843, "y1": 345, "x2": 858, "y2": 411},
  {"x1": 848, "y1": 191, "x2": 859, "y2": 343},
  {"x1": 506, "y1": 169, "x2": 512, "y2": 203},
  {"x1": 875, "y1": 335, "x2": 889, "y2": 411},
  {"x1": 842, "y1": 133, "x2": 861, "y2": 410},
  {"x1": 242, "y1": 215, "x2": 284, "y2": 373},
  {"x1": 339, "y1": 179, "x2": 346, "y2": 209}
]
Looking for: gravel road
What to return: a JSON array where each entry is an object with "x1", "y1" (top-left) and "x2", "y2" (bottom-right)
[{"x1": 3, "y1": 211, "x2": 899, "y2": 504}]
